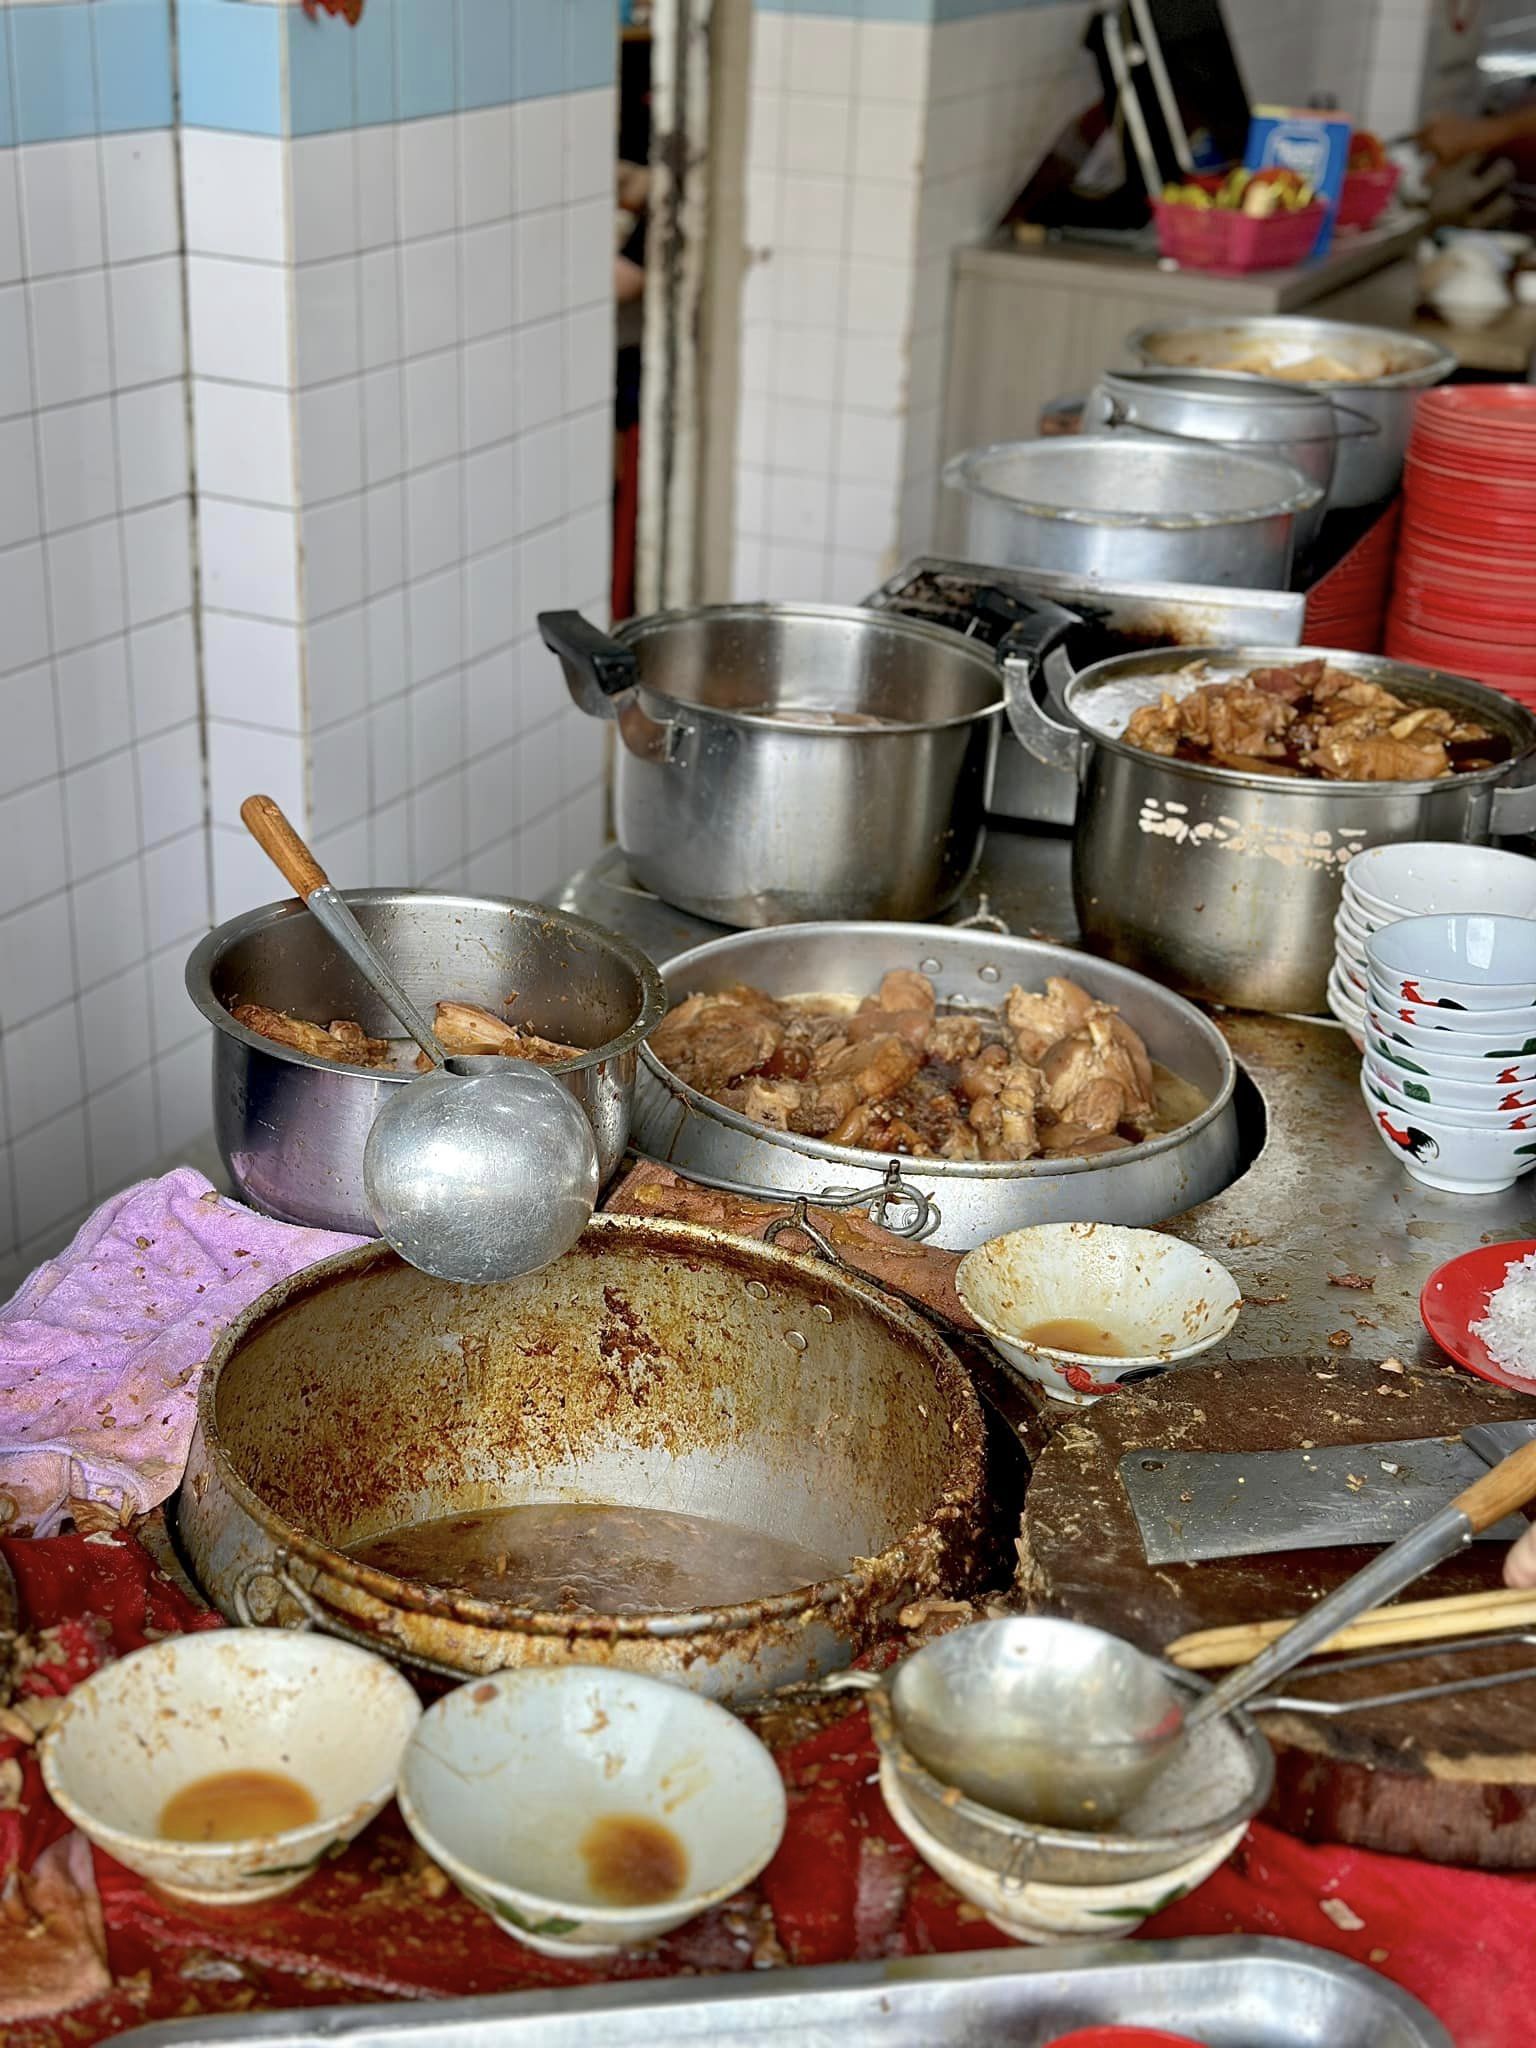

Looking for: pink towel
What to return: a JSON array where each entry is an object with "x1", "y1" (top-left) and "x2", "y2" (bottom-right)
[{"x1": 0, "y1": 1169, "x2": 364, "y2": 1537}]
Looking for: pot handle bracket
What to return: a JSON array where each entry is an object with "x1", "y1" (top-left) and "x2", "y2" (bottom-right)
[
  {"x1": 998, "y1": 607, "x2": 1084, "y2": 777},
  {"x1": 537, "y1": 609, "x2": 688, "y2": 767},
  {"x1": 232, "y1": 1550, "x2": 473, "y2": 1684},
  {"x1": 1490, "y1": 775, "x2": 1536, "y2": 840}
]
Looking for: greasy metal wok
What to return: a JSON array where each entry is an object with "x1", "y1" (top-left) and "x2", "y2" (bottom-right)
[{"x1": 177, "y1": 1220, "x2": 987, "y2": 1703}]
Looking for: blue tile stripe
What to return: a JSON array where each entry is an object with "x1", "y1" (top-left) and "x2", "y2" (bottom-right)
[
  {"x1": 756, "y1": 0, "x2": 1072, "y2": 17},
  {"x1": 0, "y1": 0, "x2": 612, "y2": 151},
  {"x1": 186, "y1": 0, "x2": 618, "y2": 140}
]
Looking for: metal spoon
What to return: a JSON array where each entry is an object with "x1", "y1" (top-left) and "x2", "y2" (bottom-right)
[{"x1": 240, "y1": 796, "x2": 598, "y2": 1283}]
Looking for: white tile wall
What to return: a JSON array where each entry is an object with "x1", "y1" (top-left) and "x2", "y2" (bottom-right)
[{"x1": 0, "y1": 128, "x2": 201, "y2": 1270}]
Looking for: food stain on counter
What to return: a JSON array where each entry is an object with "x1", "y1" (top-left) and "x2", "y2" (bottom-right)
[
  {"x1": 579, "y1": 1812, "x2": 688, "y2": 1906},
  {"x1": 159, "y1": 1770, "x2": 318, "y2": 1843}
]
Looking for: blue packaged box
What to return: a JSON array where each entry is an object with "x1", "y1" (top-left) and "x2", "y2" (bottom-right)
[{"x1": 1244, "y1": 107, "x2": 1353, "y2": 257}]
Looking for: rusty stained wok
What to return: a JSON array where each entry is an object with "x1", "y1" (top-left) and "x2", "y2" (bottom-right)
[{"x1": 177, "y1": 1218, "x2": 988, "y2": 1702}]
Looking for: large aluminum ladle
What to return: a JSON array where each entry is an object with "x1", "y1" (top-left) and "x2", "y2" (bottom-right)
[
  {"x1": 240, "y1": 796, "x2": 598, "y2": 1284},
  {"x1": 890, "y1": 1429, "x2": 1536, "y2": 1827}
]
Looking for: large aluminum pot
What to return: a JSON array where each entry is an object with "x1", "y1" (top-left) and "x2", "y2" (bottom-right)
[
  {"x1": 177, "y1": 1222, "x2": 988, "y2": 1702},
  {"x1": 632, "y1": 924, "x2": 1241, "y2": 1251},
  {"x1": 1084, "y1": 368, "x2": 1366, "y2": 553},
  {"x1": 539, "y1": 603, "x2": 1041, "y2": 929},
  {"x1": 940, "y1": 436, "x2": 1320, "y2": 590},
  {"x1": 1005, "y1": 645, "x2": 1536, "y2": 1017},
  {"x1": 1126, "y1": 317, "x2": 1456, "y2": 508},
  {"x1": 186, "y1": 892, "x2": 666, "y2": 1234}
]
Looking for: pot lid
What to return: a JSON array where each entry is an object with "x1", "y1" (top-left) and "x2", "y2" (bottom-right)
[{"x1": 943, "y1": 436, "x2": 1322, "y2": 529}]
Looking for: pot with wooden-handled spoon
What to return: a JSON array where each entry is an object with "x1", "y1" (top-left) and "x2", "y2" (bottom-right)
[
  {"x1": 239, "y1": 795, "x2": 599, "y2": 1284},
  {"x1": 848, "y1": 1431, "x2": 1536, "y2": 1830}
]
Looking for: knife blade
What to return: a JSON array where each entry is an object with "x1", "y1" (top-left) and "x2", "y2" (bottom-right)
[{"x1": 1119, "y1": 1419, "x2": 1536, "y2": 1566}]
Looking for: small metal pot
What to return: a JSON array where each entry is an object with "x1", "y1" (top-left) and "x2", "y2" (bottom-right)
[
  {"x1": 1126, "y1": 317, "x2": 1456, "y2": 508},
  {"x1": 186, "y1": 891, "x2": 666, "y2": 1234},
  {"x1": 633, "y1": 922, "x2": 1240, "y2": 1250},
  {"x1": 176, "y1": 1222, "x2": 988, "y2": 1701},
  {"x1": 941, "y1": 436, "x2": 1320, "y2": 591},
  {"x1": 539, "y1": 604, "x2": 1055, "y2": 929},
  {"x1": 1005, "y1": 645, "x2": 1536, "y2": 1016},
  {"x1": 1085, "y1": 368, "x2": 1367, "y2": 552}
]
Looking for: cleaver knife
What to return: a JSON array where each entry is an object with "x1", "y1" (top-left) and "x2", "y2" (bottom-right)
[{"x1": 1119, "y1": 1420, "x2": 1536, "y2": 1566}]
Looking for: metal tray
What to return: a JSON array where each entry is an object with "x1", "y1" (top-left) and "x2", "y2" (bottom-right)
[{"x1": 112, "y1": 1937, "x2": 1449, "y2": 2046}]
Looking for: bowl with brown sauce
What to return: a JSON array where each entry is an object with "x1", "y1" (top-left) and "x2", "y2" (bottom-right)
[
  {"x1": 39, "y1": 1630, "x2": 421, "y2": 1904},
  {"x1": 956, "y1": 1222, "x2": 1242, "y2": 1405},
  {"x1": 396, "y1": 1667, "x2": 786, "y2": 1956}
]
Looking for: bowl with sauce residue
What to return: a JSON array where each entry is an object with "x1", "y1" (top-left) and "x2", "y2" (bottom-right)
[
  {"x1": 956, "y1": 1222, "x2": 1241, "y2": 1406},
  {"x1": 39, "y1": 1629, "x2": 421, "y2": 1904},
  {"x1": 396, "y1": 1666, "x2": 787, "y2": 1956}
]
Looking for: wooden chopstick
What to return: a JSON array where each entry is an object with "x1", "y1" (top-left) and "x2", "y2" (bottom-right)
[{"x1": 1166, "y1": 1586, "x2": 1536, "y2": 1670}]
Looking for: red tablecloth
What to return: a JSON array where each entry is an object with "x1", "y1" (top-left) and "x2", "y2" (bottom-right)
[{"x1": 3, "y1": 1533, "x2": 1529, "y2": 2046}]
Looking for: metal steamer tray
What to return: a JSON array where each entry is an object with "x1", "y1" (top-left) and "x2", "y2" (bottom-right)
[
  {"x1": 861, "y1": 556, "x2": 1306, "y2": 826},
  {"x1": 109, "y1": 1939, "x2": 1450, "y2": 2046}
]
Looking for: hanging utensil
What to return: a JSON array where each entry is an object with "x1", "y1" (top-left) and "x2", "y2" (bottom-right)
[{"x1": 239, "y1": 796, "x2": 599, "y2": 1284}]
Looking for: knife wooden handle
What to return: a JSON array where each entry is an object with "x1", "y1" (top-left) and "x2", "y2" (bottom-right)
[
  {"x1": 1452, "y1": 1434, "x2": 1536, "y2": 1532},
  {"x1": 241, "y1": 794, "x2": 328, "y2": 900}
]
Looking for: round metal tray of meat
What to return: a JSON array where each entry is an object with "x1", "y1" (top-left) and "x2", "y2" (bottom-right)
[{"x1": 632, "y1": 924, "x2": 1241, "y2": 1251}]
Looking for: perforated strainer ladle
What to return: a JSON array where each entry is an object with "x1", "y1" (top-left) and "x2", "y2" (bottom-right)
[
  {"x1": 240, "y1": 796, "x2": 599, "y2": 1283},
  {"x1": 938, "y1": 1429, "x2": 1536, "y2": 1823}
]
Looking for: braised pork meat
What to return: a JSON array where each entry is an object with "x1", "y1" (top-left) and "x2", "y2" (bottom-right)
[
  {"x1": 650, "y1": 971, "x2": 1193, "y2": 1163},
  {"x1": 232, "y1": 997, "x2": 583, "y2": 1070},
  {"x1": 1122, "y1": 659, "x2": 1504, "y2": 782}
]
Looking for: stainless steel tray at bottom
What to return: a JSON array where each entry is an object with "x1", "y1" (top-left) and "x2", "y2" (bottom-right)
[{"x1": 111, "y1": 1938, "x2": 1448, "y2": 2046}]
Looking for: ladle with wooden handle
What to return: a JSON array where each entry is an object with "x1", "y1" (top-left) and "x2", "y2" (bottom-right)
[{"x1": 240, "y1": 795, "x2": 599, "y2": 1285}]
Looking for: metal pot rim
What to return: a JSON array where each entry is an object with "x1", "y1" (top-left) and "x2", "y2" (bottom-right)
[
  {"x1": 640, "y1": 923, "x2": 1238, "y2": 1180},
  {"x1": 1126, "y1": 315, "x2": 1457, "y2": 392},
  {"x1": 192, "y1": 1221, "x2": 987, "y2": 1642},
  {"x1": 1058, "y1": 644, "x2": 1536, "y2": 794},
  {"x1": 612, "y1": 601, "x2": 1006, "y2": 734},
  {"x1": 185, "y1": 889, "x2": 669, "y2": 1081},
  {"x1": 864, "y1": 1667, "x2": 1274, "y2": 1866},
  {"x1": 1095, "y1": 369, "x2": 1351, "y2": 447},
  {"x1": 942, "y1": 437, "x2": 1322, "y2": 528}
]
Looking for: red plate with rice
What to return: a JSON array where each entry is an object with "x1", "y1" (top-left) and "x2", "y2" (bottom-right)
[{"x1": 1421, "y1": 1240, "x2": 1536, "y2": 1392}]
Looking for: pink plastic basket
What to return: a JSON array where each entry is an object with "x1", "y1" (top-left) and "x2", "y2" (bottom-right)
[
  {"x1": 1153, "y1": 195, "x2": 1328, "y2": 274},
  {"x1": 1336, "y1": 164, "x2": 1400, "y2": 230}
]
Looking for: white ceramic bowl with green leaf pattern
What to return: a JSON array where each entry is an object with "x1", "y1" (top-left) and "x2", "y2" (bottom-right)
[{"x1": 396, "y1": 1666, "x2": 786, "y2": 1957}]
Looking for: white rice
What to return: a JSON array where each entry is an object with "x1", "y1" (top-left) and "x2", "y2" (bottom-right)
[{"x1": 1470, "y1": 1250, "x2": 1536, "y2": 1378}]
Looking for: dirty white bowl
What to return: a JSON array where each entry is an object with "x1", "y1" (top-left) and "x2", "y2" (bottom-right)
[
  {"x1": 878, "y1": 1757, "x2": 1243, "y2": 1945},
  {"x1": 396, "y1": 1666, "x2": 786, "y2": 1957},
  {"x1": 1346, "y1": 842, "x2": 1536, "y2": 924},
  {"x1": 40, "y1": 1629, "x2": 421, "y2": 1905},
  {"x1": 955, "y1": 1222, "x2": 1241, "y2": 1407}
]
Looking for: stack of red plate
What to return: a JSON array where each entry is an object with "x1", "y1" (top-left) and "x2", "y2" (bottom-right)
[
  {"x1": 1386, "y1": 386, "x2": 1536, "y2": 704},
  {"x1": 1304, "y1": 498, "x2": 1398, "y2": 650}
]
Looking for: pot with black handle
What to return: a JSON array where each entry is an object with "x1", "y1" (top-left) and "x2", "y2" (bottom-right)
[{"x1": 539, "y1": 601, "x2": 1076, "y2": 928}]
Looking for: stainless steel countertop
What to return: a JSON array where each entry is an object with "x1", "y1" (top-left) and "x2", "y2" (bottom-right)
[{"x1": 559, "y1": 833, "x2": 1536, "y2": 1371}]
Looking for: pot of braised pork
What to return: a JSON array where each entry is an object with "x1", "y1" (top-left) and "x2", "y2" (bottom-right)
[
  {"x1": 632, "y1": 924, "x2": 1240, "y2": 1249},
  {"x1": 1005, "y1": 646, "x2": 1536, "y2": 1015}
]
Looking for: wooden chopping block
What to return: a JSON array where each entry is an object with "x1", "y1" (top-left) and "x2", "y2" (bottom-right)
[{"x1": 1019, "y1": 1355, "x2": 1536, "y2": 1868}]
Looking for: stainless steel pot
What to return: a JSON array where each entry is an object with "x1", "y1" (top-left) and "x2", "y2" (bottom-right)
[
  {"x1": 632, "y1": 924, "x2": 1241, "y2": 1251},
  {"x1": 1126, "y1": 318, "x2": 1456, "y2": 508},
  {"x1": 176, "y1": 1221, "x2": 988, "y2": 1702},
  {"x1": 862, "y1": 556, "x2": 1306, "y2": 829},
  {"x1": 1085, "y1": 368, "x2": 1366, "y2": 553},
  {"x1": 940, "y1": 436, "x2": 1320, "y2": 589},
  {"x1": 1005, "y1": 645, "x2": 1536, "y2": 1017},
  {"x1": 540, "y1": 604, "x2": 1038, "y2": 929},
  {"x1": 186, "y1": 891, "x2": 666, "y2": 1234}
]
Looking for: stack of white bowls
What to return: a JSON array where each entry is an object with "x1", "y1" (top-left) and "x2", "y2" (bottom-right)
[
  {"x1": 1361, "y1": 910, "x2": 1536, "y2": 1194},
  {"x1": 1330, "y1": 842, "x2": 1536, "y2": 1048}
]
